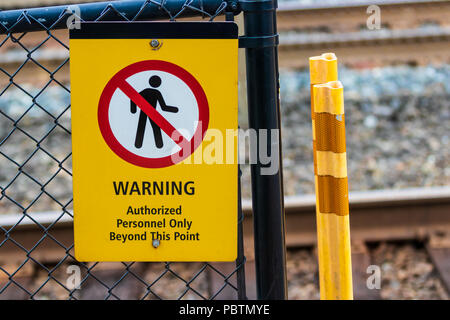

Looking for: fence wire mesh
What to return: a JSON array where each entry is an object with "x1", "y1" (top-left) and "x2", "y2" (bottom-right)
[{"x1": 0, "y1": 0, "x2": 247, "y2": 300}]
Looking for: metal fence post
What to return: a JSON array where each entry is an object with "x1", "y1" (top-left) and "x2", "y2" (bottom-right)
[{"x1": 240, "y1": 0, "x2": 287, "y2": 300}]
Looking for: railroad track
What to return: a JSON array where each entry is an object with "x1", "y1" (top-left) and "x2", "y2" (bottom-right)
[
  {"x1": 1, "y1": 0, "x2": 450, "y2": 74},
  {"x1": 277, "y1": 0, "x2": 450, "y2": 33},
  {"x1": 279, "y1": 26, "x2": 450, "y2": 68},
  {"x1": 242, "y1": 186, "x2": 450, "y2": 299},
  {"x1": 1, "y1": 186, "x2": 449, "y2": 299},
  {"x1": 277, "y1": 0, "x2": 450, "y2": 68}
]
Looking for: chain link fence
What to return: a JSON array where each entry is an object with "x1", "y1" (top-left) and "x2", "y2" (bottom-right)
[{"x1": 0, "y1": 0, "x2": 247, "y2": 300}]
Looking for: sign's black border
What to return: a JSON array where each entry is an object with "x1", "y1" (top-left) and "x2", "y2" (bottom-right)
[{"x1": 70, "y1": 22, "x2": 238, "y2": 39}]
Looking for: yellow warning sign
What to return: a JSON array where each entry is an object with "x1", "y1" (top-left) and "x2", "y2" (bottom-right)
[{"x1": 70, "y1": 22, "x2": 238, "y2": 261}]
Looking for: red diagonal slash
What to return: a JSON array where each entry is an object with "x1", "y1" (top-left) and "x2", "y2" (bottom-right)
[{"x1": 118, "y1": 79, "x2": 189, "y2": 147}]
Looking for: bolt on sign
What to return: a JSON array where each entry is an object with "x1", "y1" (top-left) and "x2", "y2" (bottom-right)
[{"x1": 69, "y1": 22, "x2": 238, "y2": 261}]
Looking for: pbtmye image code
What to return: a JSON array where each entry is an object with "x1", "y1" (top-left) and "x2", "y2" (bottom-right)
[{"x1": 179, "y1": 304, "x2": 270, "y2": 316}]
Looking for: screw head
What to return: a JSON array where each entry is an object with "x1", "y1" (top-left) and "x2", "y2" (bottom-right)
[
  {"x1": 150, "y1": 39, "x2": 160, "y2": 48},
  {"x1": 152, "y1": 239, "x2": 160, "y2": 248}
]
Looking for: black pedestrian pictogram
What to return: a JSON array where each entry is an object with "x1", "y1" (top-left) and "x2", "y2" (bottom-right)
[
  {"x1": 98, "y1": 60, "x2": 209, "y2": 168},
  {"x1": 130, "y1": 75, "x2": 178, "y2": 149}
]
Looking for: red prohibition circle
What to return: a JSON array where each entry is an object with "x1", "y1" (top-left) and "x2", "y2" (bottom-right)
[{"x1": 98, "y1": 60, "x2": 209, "y2": 168}]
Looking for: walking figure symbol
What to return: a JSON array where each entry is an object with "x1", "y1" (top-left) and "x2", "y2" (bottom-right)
[{"x1": 130, "y1": 75, "x2": 178, "y2": 149}]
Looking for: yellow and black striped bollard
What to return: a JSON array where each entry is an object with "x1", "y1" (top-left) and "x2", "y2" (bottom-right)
[{"x1": 309, "y1": 53, "x2": 353, "y2": 300}]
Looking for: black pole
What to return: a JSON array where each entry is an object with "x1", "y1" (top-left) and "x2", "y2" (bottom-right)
[{"x1": 240, "y1": 0, "x2": 287, "y2": 299}]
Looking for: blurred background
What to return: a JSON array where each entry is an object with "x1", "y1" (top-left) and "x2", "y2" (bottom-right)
[{"x1": 0, "y1": 0, "x2": 449, "y2": 300}]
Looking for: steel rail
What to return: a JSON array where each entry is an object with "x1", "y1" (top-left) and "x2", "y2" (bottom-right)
[
  {"x1": 280, "y1": 27, "x2": 450, "y2": 46},
  {"x1": 277, "y1": 0, "x2": 450, "y2": 32},
  {"x1": 277, "y1": 0, "x2": 449, "y2": 12},
  {"x1": 278, "y1": 28, "x2": 450, "y2": 68},
  {"x1": 241, "y1": 186, "x2": 450, "y2": 250},
  {"x1": 2, "y1": 186, "x2": 449, "y2": 244}
]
